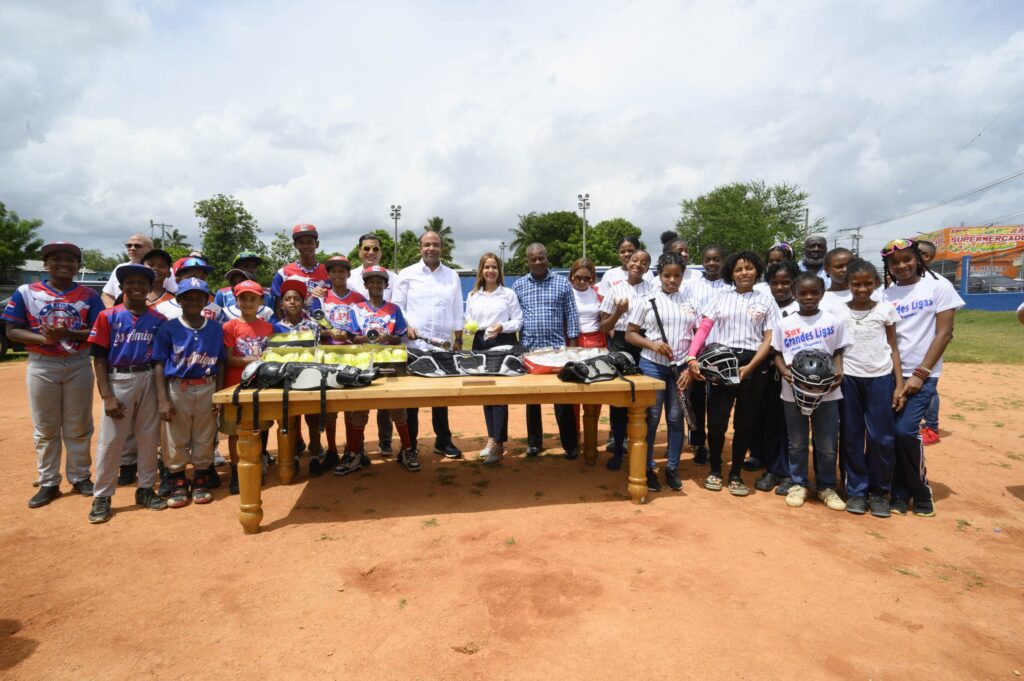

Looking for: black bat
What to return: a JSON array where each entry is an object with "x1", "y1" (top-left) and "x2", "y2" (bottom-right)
[{"x1": 649, "y1": 298, "x2": 697, "y2": 430}]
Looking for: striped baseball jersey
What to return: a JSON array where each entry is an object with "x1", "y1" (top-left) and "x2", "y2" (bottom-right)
[
  {"x1": 628, "y1": 289, "x2": 702, "y2": 366},
  {"x1": 270, "y1": 262, "x2": 331, "y2": 304},
  {"x1": 310, "y1": 289, "x2": 366, "y2": 344},
  {"x1": 702, "y1": 288, "x2": 781, "y2": 351},
  {"x1": 2, "y1": 281, "x2": 103, "y2": 356},
  {"x1": 354, "y1": 300, "x2": 407, "y2": 337},
  {"x1": 88, "y1": 305, "x2": 165, "y2": 367},
  {"x1": 600, "y1": 278, "x2": 655, "y2": 332}
]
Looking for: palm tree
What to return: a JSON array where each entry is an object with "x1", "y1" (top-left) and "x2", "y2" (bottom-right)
[{"x1": 155, "y1": 228, "x2": 192, "y2": 251}]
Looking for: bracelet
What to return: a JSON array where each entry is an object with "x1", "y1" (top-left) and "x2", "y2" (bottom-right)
[
  {"x1": 685, "y1": 356, "x2": 697, "y2": 365},
  {"x1": 912, "y1": 367, "x2": 931, "y2": 380}
]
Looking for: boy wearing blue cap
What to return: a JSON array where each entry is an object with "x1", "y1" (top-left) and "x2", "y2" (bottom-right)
[
  {"x1": 87, "y1": 264, "x2": 168, "y2": 523},
  {"x1": 153, "y1": 278, "x2": 226, "y2": 507},
  {"x1": 155, "y1": 257, "x2": 222, "y2": 321}
]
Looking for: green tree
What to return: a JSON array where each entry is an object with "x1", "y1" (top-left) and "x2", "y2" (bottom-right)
[
  {"x1": 263, "y1": 229, "x2": 297, "y2": 280},
  {"x1": 195, "y1": 194, "x2": 267, "y2": 280},
  {"x1": 154, "y1": 227, "x2": 192, "y2": 252},
  {"x1": 675, "y1": 180, "x2": 827, "y2": 256},
  {"x1": 0, "y1": 202, "x2": 44, "y2": 274},
  {"x1": 346, "y1": 228, "x2": 425, "y2": 271},
  {"x1": 81, "y1": 249, "x2": 124, "y2": 273},
  {"x1": 507, "y1": 211, "x2": 583, "y2": 271},
  {"x1": 422, "y1": 216, "x2": 459, "y2": 267},
  {"x1": 563, "y1": 217, "x2": 645, "y2": 266}
]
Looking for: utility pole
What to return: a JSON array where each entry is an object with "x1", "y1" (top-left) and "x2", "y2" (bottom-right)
[
  {"x1": 499, "y1": 241, "x2": 506, "y2": 263},
  {"x1": 150, "y1": 219, "x2": 172, "y2": 248},
  {"x1": 577, "y1": 193, "x2": 590, "y2": 259},
  {"x1": 837, "y1": 226, "x2": 864, "y2": 256},
  {"x1": 389, "y1": 204, "x2": 401, "y2": 269}
]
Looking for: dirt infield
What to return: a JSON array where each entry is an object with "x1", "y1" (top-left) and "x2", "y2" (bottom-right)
[{"x1": 1, "y1": 361, "x2": 1022, "y2": 680}]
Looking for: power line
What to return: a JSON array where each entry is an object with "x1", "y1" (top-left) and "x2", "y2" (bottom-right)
[
  {"x1": 855, "y1": 167, "x2": 1024, "y2": 230},
  {"x1": 958, "y1": 85, "x2": 1024, "y2": 153},
  {"x1": 980, "y1": 207, "x2": 1024, "y2": 226}
]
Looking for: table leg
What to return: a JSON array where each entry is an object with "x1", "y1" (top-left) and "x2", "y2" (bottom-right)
[
  {"x1": 627, "y1": 404, "x2": 647, "y2": 504},
  {"x1": 582, "y1": 404, "x2": 599, "y2": 466},
  {"x1": 276, "y1": 420, "x2": 296, "y2": 485},
  {"x1": 237, "y1": 422, "x2": 264, "y2": 534}
]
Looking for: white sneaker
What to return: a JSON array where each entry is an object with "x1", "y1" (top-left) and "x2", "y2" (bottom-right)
[
  {"x1": 786, "y1": 484, "x2": 807, "y2": 508},
  {"x1": 818, "y1": 488, "x2": 847, "y2": 511},
  {"x1": 213, "y1": 450, "x2": 226, "y2": 466},
  {"x1": 479, "y1": 438, "x2": 496, "y2": 461},
  {"x1": 483, "y1": 442, "x2": 504, "y2": 465}
]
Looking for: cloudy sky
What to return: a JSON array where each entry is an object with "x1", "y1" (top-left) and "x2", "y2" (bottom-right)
[{"x1": 3, "y1": 0, "x2": 1023, "y2": 265}]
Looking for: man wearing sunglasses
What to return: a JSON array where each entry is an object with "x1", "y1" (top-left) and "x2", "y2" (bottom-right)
[
  {"x1": 101, "y1": 234, "x2": 155, "y2": 308},
  {"x1": 350, "y1": 234, "x2": 394, "y2": 301}
]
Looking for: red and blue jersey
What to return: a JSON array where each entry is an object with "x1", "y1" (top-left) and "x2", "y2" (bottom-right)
[
  {"x1": 310, "y1": 289, "x2": 365, "y2": 344},
  {"x1": 218, "y1": 302, "x2": 276, "y2": 324},
  {"x1": 270, "y1": 262, "x2": 331, "y2": 305},
  {"x1": 154, "y1": 296, "x2": 221, "y2": 322},
  {"x1": 1, "y1": 281, "x2": 103, "y2": 356},
  {"x1": 88, "y1": 305, "x2": 166, "y2": 367},
  {"x1": 354, "y1": 300, "x2": 407, "y2": 337},
  {"x1": 272, "y1": 314, "x2": 320, "y2": 335},
  {"x1": 214, "y1": 286, "x2": 275, "y2": 311},
  {"x1": 153, "y1": 318, "x2": 226, "y2": 379}
]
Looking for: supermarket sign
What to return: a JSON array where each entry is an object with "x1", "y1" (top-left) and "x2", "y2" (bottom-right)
[{"x1": 918, "y1": 225, "x2": 1024, "y2": 257}]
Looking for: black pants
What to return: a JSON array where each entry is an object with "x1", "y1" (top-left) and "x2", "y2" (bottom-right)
[
  {"x1": 526, "y1": 404, "x2": 578, "y2": 452},
  {"x1": 377, "y1": 410, "x2": 392, "y2": 446},
  {"x1": 608, "y1": 330, "x2": 641, "y2": 456},
  {"x1": 473, "y1": 332, "x2": 518, "y2": 444},
  {"x1": 749, "y1": 367, "x2": 787, "y2": 477},
  {"x1": 689, "y1": 378, "x2": 708, "y2": 447},
  {"x1": 406, "y1": 407, "x2": 452, "y2": 448},
  {"x1": 707, "y1": 350, "x2": 769, "y2": 479}
]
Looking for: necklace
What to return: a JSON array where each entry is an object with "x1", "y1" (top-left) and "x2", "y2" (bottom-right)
[{"x1": 849, "y1": 308, "x2": 872, "y2": 325}]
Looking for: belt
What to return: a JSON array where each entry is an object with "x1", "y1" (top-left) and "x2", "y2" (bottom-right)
[
  {"x1": 173, "y1": 376, "x2": 216, "y2": 386},
  {"x1": 111, "y1": 365, "x2": 154, "y2": 374}
]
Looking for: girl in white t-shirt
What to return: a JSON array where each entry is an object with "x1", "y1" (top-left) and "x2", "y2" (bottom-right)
[
  {"x1": 881, "y1": 239, "x2": 965, "y2": 517},
  {"x1": 837, "y1": 259, "x2": 903, "y2": 518},
  {"x1": 597, "y1": 236, "x2": 644, "y2": 296},
  {"x1": 771, "y1": 272, "x2": 852, "y2": 512}
]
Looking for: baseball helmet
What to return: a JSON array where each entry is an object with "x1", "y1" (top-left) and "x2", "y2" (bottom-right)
[
  {"x1": 790, "y1": 349, "x2": 835, "y2": 415},
  {"x1": 697, "y1": 343, "x2": 741, "y2": 385}
]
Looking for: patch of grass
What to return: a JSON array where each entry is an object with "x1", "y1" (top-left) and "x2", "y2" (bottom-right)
[
  {"x1": 893, "y1": 567, "x2": 919, "y2": 577},
  {"x1": 598, "y1": 416, "x2": 610, "y2": 424},
  {"x1": 317, "y1": 533, "x2": 338, "y2": 542},
  {"x1": 534, "y1": 490, "x2": 545, "y2": 498},
  {"x1": 469, "y1": 488, "x2": 483, "y2": 496},
  {"x1": 949, "y1": 413, "x2": 965, "y2": 421},
  {"x1": 422, "y1": 518, "x2": 438, "y2": 528},
  {"x1": 1007, "y1": 453, "x2": 1023, "y2": 461},
  {"x1": 473, "y1": 480, "x2": 490, "y2": 488},
  {"x1": 984, "y1": 461, "x2": 1012, "y2": 469},
  {"x1": 994, "y1": 421, "x2": 1005, "y2": 428},
  {"x1": 513, "y1": 437, "x2": 531, "y2": 444},
  {"x1": 923, "y1": 546, "x2": 933, "y2": 553},
  {"x1": 364, "y1": 508, "x2": 376, "y2": 514},
  {"x1": 505, "y1": 537, "x2": 516, "y2": 546},
  {"x1": 956, "y1": 518, "x2": 971, "y2": 532},
  {"x1": 945, "y1": 310, "x2": 1024, "y2": 364},
  {"x1": 865, "y1": 530, "x2": 884, "y2": 540},
  {"x1": 398, "y1": 598, "x2": 407, "y2": 609},
  {"x1": 937, "y1": 573, "x2": 952, "y2": 582}
]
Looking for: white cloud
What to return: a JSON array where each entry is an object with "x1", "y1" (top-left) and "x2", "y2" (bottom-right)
[{"x1": 1, "y1": 0, "x2": 1023, "y2": 264}]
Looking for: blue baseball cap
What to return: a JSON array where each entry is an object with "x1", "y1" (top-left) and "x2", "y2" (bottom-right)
[
  {"x1": 175, "y1": 257, "x2": 214, "y2": 275},
  {"x1": 175, "y1": 277, "x2": 210, "y2": 297},
  {"x1": 115, "y1": 263, "x2": 156, "y2": 285}
]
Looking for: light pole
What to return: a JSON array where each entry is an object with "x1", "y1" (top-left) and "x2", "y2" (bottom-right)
[
  {"x1": 499, "y1": 241, "x2": 506, "y2": 263},
  {"x1": 577, "y1": 193, "x2": 590, "y2": 259},
  {"x1": 389, "y1": 204, "x2": 401, "y2": 269}
]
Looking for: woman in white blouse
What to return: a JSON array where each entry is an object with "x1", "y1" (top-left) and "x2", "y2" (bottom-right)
[
  {"x1": 465, "y1": 252, "x2": 523, "y2": 464},
  {"x1": 569, "y1": 258, "x2": 606, "y2": 348}
]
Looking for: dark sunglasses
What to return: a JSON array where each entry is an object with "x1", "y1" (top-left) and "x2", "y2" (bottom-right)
[
  {"x1": 361, "y1": 245, "x2": 381, "y2": 252},
  {"x1": 125, "y1": 242, "x2": 146, "y2": 249}
]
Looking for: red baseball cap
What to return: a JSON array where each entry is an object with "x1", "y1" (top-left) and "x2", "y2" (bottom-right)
[
  {"x1": 324, "y1": 255, "x2": 352, "y2": 271},
  {"x1": 233, "y1": 279, "x2": 265, "y2": 298},
  {"x1": 41, "y1": 241, "x2": 83, "y2": 262},
  {"x1": 279, "y1": 277, "x2": 308, "y2": 300},
  {"x1": 292, "y1": 223, "x2": 319, "y2": 240},
  {"x1": 361, "y1": 265, "x2": 389, "y2": 281}
]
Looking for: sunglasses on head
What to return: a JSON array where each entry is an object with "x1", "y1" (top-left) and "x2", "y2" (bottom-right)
[
  {"x1": 881, "y1": 238, "x2": 915, "y2": 256},
  {"x1": 361, "y1": 245, "x2": 380, "y2": 252},
  {"x1": 771, "y1": 242, "x2": 793, "y2": 254}
]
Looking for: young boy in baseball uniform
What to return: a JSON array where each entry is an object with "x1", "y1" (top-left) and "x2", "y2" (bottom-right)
[
  {"x1": 153, "y1": 278, "x2": 226, "y2": 507},
  {"x1": 3, "y1": 241, "x2": 103, "y2": 508},
  {"x1": 87, "y1": 264, "x2": 168, "y2": 523}
]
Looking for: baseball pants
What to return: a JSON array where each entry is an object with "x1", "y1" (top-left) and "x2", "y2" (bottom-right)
[
  {"x1": 165, "y1": 378, "x2": 218, "y2": 472},
  {"x1": 93, "y1": 370, "x2": 161, "y2": 498},
  {"x1": 27, "y1": 351, "x2": 94, "y2": 487}
]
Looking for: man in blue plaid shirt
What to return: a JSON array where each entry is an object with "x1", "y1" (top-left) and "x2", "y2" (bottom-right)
[{"x1": 512, "y1": 243, "x2": 581, "y2": 459}]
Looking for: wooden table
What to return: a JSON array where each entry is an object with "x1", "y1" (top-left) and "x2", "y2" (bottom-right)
[{"x1": 214, "y1": 373, "x2": 662, "y2": 534}]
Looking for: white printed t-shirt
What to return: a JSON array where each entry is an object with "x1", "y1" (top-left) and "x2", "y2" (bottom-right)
[
  {"x1": 834, "y1": 302, "x2": 900, "y2": 377},
  {"x1": 882, "y1": 276, "x2": 964, "y2": 378},
  {"x1": 770, "y1": 310, "x2": 851, "y2": 402}
]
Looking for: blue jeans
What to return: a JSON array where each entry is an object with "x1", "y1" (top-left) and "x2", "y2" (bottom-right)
[
  {"x1": 482, "y1": 405, "x2": 509, "y2": 443},
  {"x1": 892, "y1": 377, "x2": 937, "y2": 502},
  {"x1": 638, "y1": 358, "x2": 684, "y2": 470},
  {"x1": 840, "y1": 374, "x2": 896, "y2": 496},
  {"x1": 783, "y1": 400, "x2": 840, "y2": 489},
  {"x1": 924, "y1": 385, "x2": 940, "y2": 430}
]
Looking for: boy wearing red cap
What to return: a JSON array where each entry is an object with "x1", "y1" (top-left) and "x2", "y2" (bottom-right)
[
  {"x1": 221, "y1": 280, "x2": 275, "y2": 493},
  {"x1": 270, "y1": 224, "x2": 330, "y2": 318},
  {"x1": 310, "y1": 255, "x2": 365, "y2": 344}
]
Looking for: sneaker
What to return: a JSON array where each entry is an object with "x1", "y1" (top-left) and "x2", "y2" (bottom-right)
[
  {"x1": 167, "y1": 473, "x2": 190, "y2": 508},
  {"x1": 785, "y1": 484, "x2": 807, "y2": 508},
  {"x1": 434, "y1": 442, "x2": 462, "y2": 459},
  {"x1": 920, "y1": 426, "x2": 940, "y2": 446},
  {"x1": 564, "y1": 448, "x2": 579, "y2": 461},
  {"x1": 665, "y1": 467, "x2": 682, "y2": 491},
  {"x1": 334, "y1": 450, "x2": 369, "y2": 476},
  {"x1": 213, "y1": 450, "x2": 227, "y2": 466},
  {"x1": 323, "y1": 449, "x2": 340, "y2": 470},
  {"x1": 775, "y1": 477, "x2": 793, "y2": 496},
  {"x1": 117, "y1": 464, "x2": 137, "y2": 486},
  {"x1": 692, "y1": 446, "x2": 708, "y2": 466},
  {"x1": 868, "y1": 494, "x2": 891, "y2": 518},
  {"x1": 206, "y1": 464, "x2": 221, "y2": 489},
  {"x1": 308, "y1": 450, "x2": 326, "y2": 477},
  {"x1": 191, "y1": 474, "x2": 213, "y2": 504},
  {"x1": 741, "y1": 457, "x2": 762, "y2": 472},
  {"x1": 378, "y1": 441, "x2": 394, "y2": 456},
  {"x1": 913, "y1": 499, "x2": 936, "y2": 517},
  {"x1": 605, "y1": 455, "x2": 623, "y2": 471},
  {"x1": 28, "y1": 485, "x2": 61, "y2": 508},
  {"x1": 135, "y1": 487, "x2": 167, "y2": 511},
  {"x1": 72, "y1": 478, "x2": 95, "y2": 496},
  {"x1": 483, "y1": 442, "x2": 504, "y2": 465},
  {"x1": 755, "y1": 472, "x2": 780, "y2": 492},
  {"x1": 818, "y1": 488, "x2": 846, "y2": 511},
  {"x1": 646, "y1": 469, "x2": 662, "y2": 492},
  {"x1": 89, "y1": 496, "x2": 112, "y2": 524},
  {"x1": 890, "y1": 498, "x2": 908, "y2": 515},
  {"x1": 399, "y1": 447, "x2": 421, "y2": 472},
  {"x1": 846, "y1": 495, "x2": 868, "y2": 515},
  {"x1": 479, "y1": 438, "x2": 496, "y2": 461},
  {"x1": 525, "y1": 446, "x2": 543, "y2": 458}
]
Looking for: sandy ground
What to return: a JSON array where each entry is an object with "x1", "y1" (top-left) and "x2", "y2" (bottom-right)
[{"x1": 1, "y1": 360, "x2": 1022, "y2": 680}]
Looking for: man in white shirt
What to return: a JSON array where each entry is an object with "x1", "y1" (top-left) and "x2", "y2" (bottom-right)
[
  {"x1": 101, "y1": 233, "x2": 155, "y2": 308},
  {"x1": 393, "y1": 231, "x2": 464, "y2": 458},
  {"x1": 350, "y1": 233, "x2": 395, "y2": 301},
  {"x1": 349, "y1": 233, "x2": 398, "y2": 454}
]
